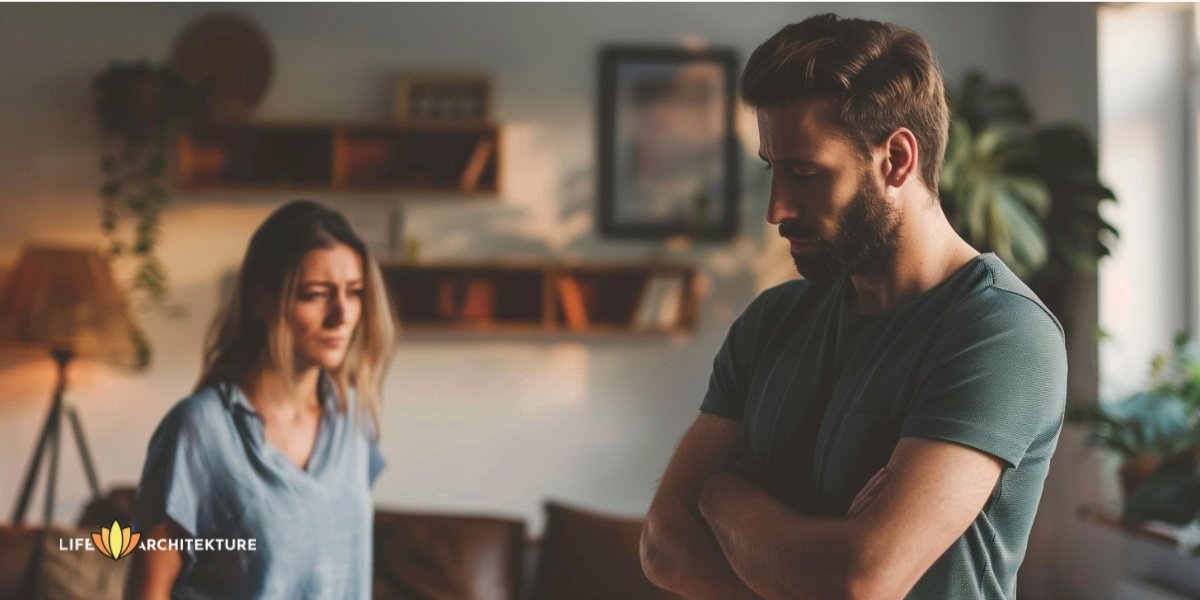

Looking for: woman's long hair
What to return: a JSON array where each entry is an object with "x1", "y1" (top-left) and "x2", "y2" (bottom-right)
[{"x1": 196, "y1": 200, "x2": 396, "y2": 439}]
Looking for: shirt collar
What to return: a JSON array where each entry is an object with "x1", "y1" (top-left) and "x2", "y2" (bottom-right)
[{"x1": 219, "y1": 371, "x2": 339, "y2": 417}]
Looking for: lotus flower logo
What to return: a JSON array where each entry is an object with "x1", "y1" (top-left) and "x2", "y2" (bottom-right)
[{"x1": 92, "y1": 519, "x2": 140, "y2": 561}]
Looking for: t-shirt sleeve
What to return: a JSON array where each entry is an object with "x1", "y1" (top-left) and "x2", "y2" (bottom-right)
[
  {"x1": 901, "y1": 290, "x2": 1068, "y2": 469},
  {"x1": 701, "y1": 291, "x2": 771, "y2": 420},
  {"x1": 133, "y1": 402, "x2": 210, "y2": 536},
  {"x1": 369, "y1": 440, "x2": 386, "y2": 488}
]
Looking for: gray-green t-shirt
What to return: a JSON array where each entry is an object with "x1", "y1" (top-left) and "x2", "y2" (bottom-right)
[{"x1": 701, "y1": 253, "x2": 1067, "y2": 599}]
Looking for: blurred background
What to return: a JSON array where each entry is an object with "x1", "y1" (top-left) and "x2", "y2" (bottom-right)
[{"x1": 0, "y1": 3, "x2": 1197, "y2": 599}]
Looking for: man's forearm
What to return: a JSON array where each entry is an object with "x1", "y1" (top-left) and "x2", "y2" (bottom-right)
[
  {"x1": 698, "y1": 472, "x2": 867, "y2": 600},
  {"x1": 641, "y1": 500, "x2": 763, "y2": 600}
]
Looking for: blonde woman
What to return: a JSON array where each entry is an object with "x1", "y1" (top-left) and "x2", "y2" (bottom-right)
[{"x1": 126, "y1": 200, "x2": 395, "y2": 599}]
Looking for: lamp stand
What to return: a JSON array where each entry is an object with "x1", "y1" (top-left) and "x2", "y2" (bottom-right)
[{"x1": 9, "y1": 348, "x2": 103, "y2": 525}]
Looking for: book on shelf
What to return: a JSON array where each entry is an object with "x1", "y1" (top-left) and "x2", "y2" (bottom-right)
[
  {"x1": 655, "y1": 274, "x2": 684, "y2": 329},
  {"x1": 555, "y1": 275, "x2": 590, "y2": 331},
  {"x1": 633, "y1": 272, "x2": 685, "y2": 331},
  {"x1": 460, "y1": 279, "x2": 495, "y2": 323},
  {"x1": 459, "y1": 138, "x2": 495, "y2": 192}
]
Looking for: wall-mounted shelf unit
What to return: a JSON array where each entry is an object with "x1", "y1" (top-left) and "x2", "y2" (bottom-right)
[
  {"x1": 176, "y1": 121, "x2": 501, "y2": 194},
  {"x1": 379, "y1": 261, "x2": 698, "y2": 335}
]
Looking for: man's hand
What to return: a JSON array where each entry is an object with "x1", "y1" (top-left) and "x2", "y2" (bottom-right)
[
  {"x1": 641, "y1": 414, "x2": 763, "y2": 600},
  {"x1": 847, "y1": 467, "x2": 889, "y2": 518}
]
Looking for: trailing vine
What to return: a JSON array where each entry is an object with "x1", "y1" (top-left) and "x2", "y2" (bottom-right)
[{"x1": 93, "y1": 61, "x2": 206, "y2": 308}]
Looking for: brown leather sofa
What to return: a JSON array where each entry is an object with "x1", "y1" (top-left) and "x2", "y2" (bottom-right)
[
  {"x1": 1, "y1": 490, "x2": 678, "y2": 600},
  {"x1": 0, "y1": 524, "x2": 39, "y2": 599},
  {"x1": 373, "y1": 510, "x2": 526, "y2": 600}
]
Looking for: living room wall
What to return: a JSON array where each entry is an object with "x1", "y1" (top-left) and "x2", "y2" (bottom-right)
[{"x1": 0, "y1": 3, "x2": 1101, "y2": 595}]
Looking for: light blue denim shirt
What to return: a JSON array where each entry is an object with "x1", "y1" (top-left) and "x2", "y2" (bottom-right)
[{"x1": 133, "y1": 374, "x2": 386, "y2": 599}]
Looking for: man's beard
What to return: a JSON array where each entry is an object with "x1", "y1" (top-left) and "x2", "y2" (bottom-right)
[{"x1": 782, "y1": 174, "x2": 902, "y2": 282}]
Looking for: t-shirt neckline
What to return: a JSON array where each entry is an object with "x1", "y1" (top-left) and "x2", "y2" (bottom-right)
[{"x1": 837, "y1": 252, "x2": 991, "y2": 320}]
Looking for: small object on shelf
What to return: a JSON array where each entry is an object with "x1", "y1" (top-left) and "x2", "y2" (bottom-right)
[
  {"x1": 404, "y1": 238, "x2": 421, "y2": 262},
  {"x1": 170, "y1": 13, "x2": 273, "y2": 121},
  {"x1": 395, "y1": 73, "x2": 492, "y2": 123}
]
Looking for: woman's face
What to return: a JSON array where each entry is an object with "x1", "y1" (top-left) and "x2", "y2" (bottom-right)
[{"x1": 287, "y1": 242, "x2": 364, "y2": 371}]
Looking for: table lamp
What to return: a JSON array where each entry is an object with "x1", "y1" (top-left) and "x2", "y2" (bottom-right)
[{"x1": 0, "y1": 246, "x2": 144, "y2": 525}]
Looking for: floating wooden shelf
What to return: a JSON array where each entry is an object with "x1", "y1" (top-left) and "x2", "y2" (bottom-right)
[
  {"x1": 379, "y1": 261, "x2": 698, "y2": 335},
  {"x1": 176, "y1": 121, "x2": 501, "y2": 194}
]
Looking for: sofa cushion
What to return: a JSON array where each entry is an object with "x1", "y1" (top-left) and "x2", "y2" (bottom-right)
[
  {"x1": 373, "y1": 509, "x2": 525, "y2": 600},
  {"x1": 532, "y1": 501, "x2": 681, "y2": 600}
]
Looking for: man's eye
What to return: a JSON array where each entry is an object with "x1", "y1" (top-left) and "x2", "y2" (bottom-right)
[{"x1": 763, "y1": 163, "x2": 819, "y2": 181}]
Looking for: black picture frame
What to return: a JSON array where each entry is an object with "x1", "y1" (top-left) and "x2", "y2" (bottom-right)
[{"x1": 598, "y1": 46, "x2": 740, "y2": 240}]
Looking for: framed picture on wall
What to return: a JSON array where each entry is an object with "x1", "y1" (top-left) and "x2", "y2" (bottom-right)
[{"x1": 598, "y1": 46, "x2": 739, "y2": 240}]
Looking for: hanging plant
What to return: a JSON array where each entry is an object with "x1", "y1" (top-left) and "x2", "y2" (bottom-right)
[{"x1": 93, "y1": 61, "x2": 207, "y2": 308}]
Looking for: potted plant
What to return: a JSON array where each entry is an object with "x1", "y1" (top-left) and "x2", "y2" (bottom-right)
[
  {"x1": 1084, "y1": 334, "x2": 1200, "y2": 535},
  {"x1": 939, "y1": 71, "x2": 1119, "y2": 283}
]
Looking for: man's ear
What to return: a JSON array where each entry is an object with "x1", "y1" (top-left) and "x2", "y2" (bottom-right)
[{"x1": 881, "y1": 128, "x2": 920, "y2": 189}]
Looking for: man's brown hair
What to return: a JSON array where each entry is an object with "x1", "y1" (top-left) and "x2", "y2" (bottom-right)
[{"x1": 741, "y1": 14, "x2": 949, "y2": 193}]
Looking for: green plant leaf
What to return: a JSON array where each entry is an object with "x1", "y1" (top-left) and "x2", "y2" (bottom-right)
[
  {"x1": 992, "y1": 188, "x2": 1048, "y2": 275},
  {"x1": 1002, "y1": 175, "x2": 1051, "y2": 217},
  {"x1": 943, "y1": 70, "x2": 1119, "y2": 284}
]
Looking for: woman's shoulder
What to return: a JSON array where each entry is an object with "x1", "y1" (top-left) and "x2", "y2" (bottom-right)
[{"x1": 149, "y1": 384, "x2": 233, "y2": 445}]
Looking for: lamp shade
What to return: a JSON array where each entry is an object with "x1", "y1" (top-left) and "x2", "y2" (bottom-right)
[{"x1": 0, "y1": 246, "x2": 144, "y2": 368}]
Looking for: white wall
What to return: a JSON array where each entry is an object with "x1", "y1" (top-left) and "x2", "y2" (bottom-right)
[
  {"x1": 1019, "y1": 5, "x2": 1200, "y2": 600},
  {"x1": 1098, "y1": 3, "x2": 1193, "y2": 400},
  {"x1": 0, "y1": 3, "x2": 1098, "y2": 557}
]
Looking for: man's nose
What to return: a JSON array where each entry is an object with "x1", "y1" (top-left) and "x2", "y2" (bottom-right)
[{"x1": 766, "y1": 183, "x2": 799, "y2": 225}]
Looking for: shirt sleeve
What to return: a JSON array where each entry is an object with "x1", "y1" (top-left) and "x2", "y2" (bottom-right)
[
  {"x1": 133, "y1": 402, "x2": 210, "y2": 537},
  {"x1": 369, "y1": 440, "x2": 386, "y2": 488},
  {"x1": 901, "y1": 289, "x2": 1068, "y2": 469},
  {"x1": 700, "y1": 290, "x2": 772, "y2": 420},
  {"x1": 355, "y1": 391, "x2": 386, "y2": 488}
]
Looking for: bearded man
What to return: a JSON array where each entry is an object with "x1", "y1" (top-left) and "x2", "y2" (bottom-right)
[{"x1": 641, "y1": 14, "x2": 1067, "y2": 600}]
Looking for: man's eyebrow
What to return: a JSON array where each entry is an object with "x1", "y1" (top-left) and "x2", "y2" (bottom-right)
[{"x1": 757, "y1": 151, "x2": 819, "y2": 167}]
